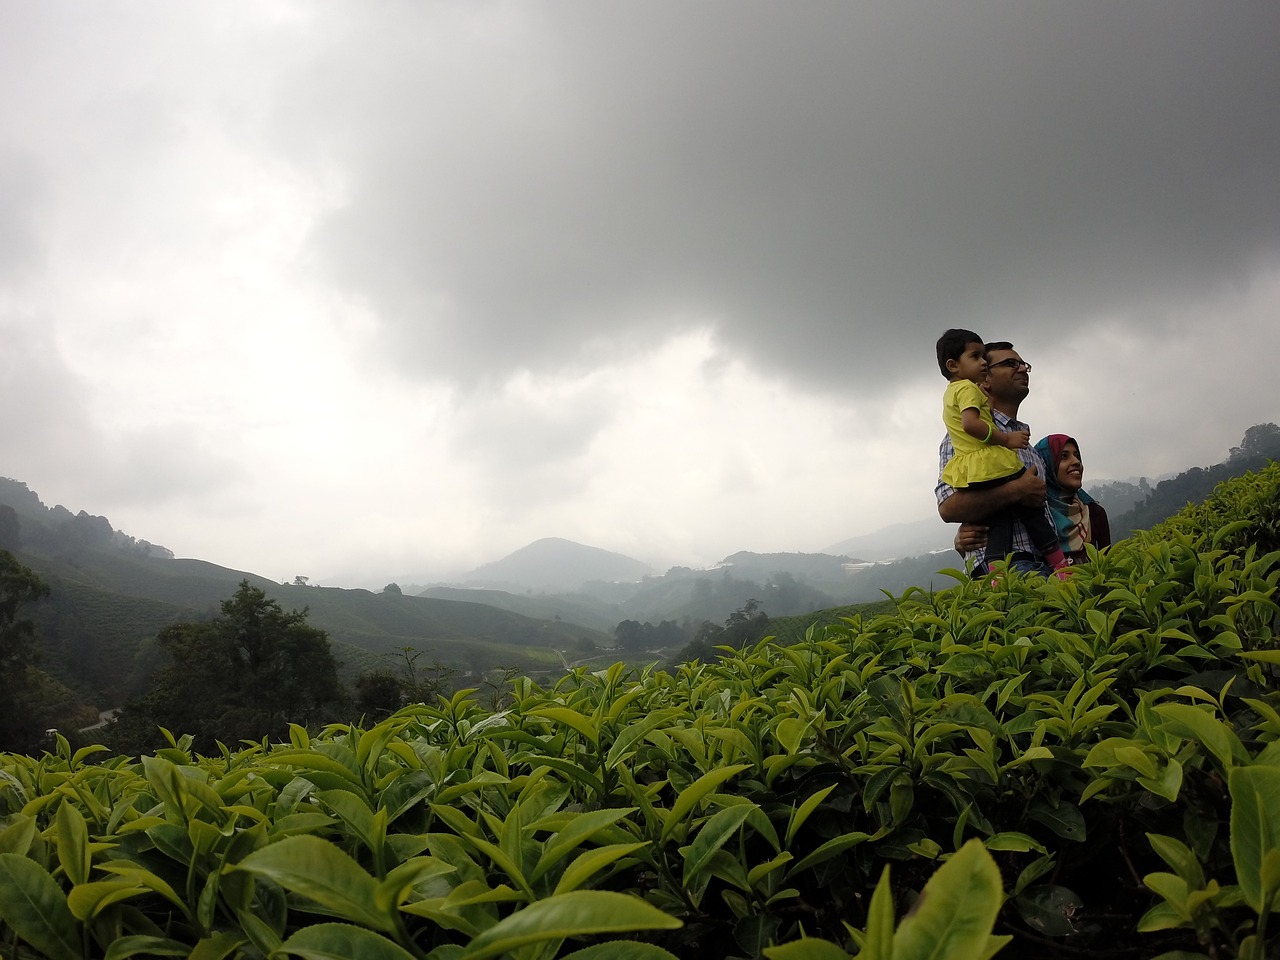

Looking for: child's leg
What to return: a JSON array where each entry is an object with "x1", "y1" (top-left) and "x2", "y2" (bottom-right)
[
  {"x1": 983, "y1": 508, "x2": 1017, "y2": 562},
  {"x1": 963, "y1": 469, "x2": 1025, "y2": 564},
  {"x1": 1015, "y1": 504, "x2": 1068, "y2": 570}
]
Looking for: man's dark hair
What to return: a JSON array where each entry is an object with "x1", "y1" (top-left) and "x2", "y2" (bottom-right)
[
  {"x1": 984, "y1": 340, "x2": 1014, "y2": 356},
  {"x1": 935, "y1": 328, "x2": 984, "y2": 379}
]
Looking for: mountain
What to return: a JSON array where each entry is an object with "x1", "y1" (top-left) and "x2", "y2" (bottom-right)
[
  {"x1": 823, "y1": 518, "x2": 953, "y2": 562},
  {"x1": 418, "y1": 586, "x2": 622, "y2": 632},
  {"x1": 447, "y1": 537, "x2": 655, "y2": 593},
  {"x1": 0, "y1": 480, "x2": 611, "y2": 713}
]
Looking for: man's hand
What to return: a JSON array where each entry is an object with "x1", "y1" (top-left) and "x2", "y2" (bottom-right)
[
  {"x1": 1011, "y1": 463, "x2": 1046, "y2": 506},
  {"x1": 954, "y1": 523, "x2": 988, "y2": 555}
]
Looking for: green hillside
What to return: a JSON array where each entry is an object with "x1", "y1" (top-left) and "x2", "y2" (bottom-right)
[{"x1": 0, "y1": 480, "x2": 609, "y2": 712}]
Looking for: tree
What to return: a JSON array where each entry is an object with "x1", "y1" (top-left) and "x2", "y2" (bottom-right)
[
  {"x1": 1229, "y1": 423, "x2": 1280, "y2": 463},
  {"x1": 353, "y1": 670, "x2": 404, "y2": 721},
  {"x1": 614, "y1": 619, "x2": 648, "y2": 651},
  {"x1": 0, "y1": 550, "x2": 51, "y2": 752},
  {"x1": 0, "y1": 505, "x2": 21, "y2": 553},
  {"x1": 382, "y1": 582, "x2": 403, "y2": 595},
  {"x1": 111, "y1": 581, "x2": 343, "y2": 753}
]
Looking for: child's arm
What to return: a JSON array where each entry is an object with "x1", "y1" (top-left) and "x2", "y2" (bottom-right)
[{"x1": 960, "y1": 407, "x2": 1029, "y2": 449}]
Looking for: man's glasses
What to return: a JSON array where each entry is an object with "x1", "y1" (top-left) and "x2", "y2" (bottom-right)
[{"x1": 988, "y1": 358, "x2": 1031, "y2": 372}]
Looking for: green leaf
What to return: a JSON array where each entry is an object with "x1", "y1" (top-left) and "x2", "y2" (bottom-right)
[
  {"x1": 763, "y1": 938, "x2": 851, "y2": 960},
  {"x1": 457, "y1": 890, "x2": 681, "y2": 959},
  {"x1": 1147, "y1": 834, "x2": 1205, "y2": 888},
  {"x1": 0, "y1": 813, "x2": 36, "y2": 856},
  {"x1": 55, "y1": 801, "x2": 91, "y2": 886},
  {"x1": 530, "y1": 807, "x2": 638, "y2": 883},
  {"x1": 103, "y1": 935, "x2": 192, "y2": 959},
  {"x1": 775, "y1": 717, "x2": 809, "y2": 754},
  {"x1": 984, "y1": 833, "x2": 1047, "y2": 854},
  {"x1": 554, "y1": 842, "x2": 649, "y2": 894},
  {"x1": 1155, "y1": 703, "x2": 1247, "y2": 771},
  {"x1": 1229, "y1": 765, "x2": 1280, "y2": 913},
  {"x1": 789, "y1": 830, "x2": 875, "y2": 873},
  {"x1": 682, "y1": 805, "x2": 754, "y2": 887},
  {"x1": 529, "y1": 707, "x2": 600, "y2": 745},
  {"x1": 272, "y1": 922, "x2": 418, "y2": 960},
  {"x1": 605, "y1": 708, "x2": 685, "y2": 769},
  {"x1": 67, "y1": 879, "x2": 150, "y2": 920},
  {"x1": 1027, "y1": 800, "x2": 1086, "y2": 842},
  {"x1": 858, "y1": 865, "x2": 896, "y2": 960},
  {"x1": 661, "y1": 765, "x2": 749, "y2": 842},
  {"x1": 892, "y1": 838, "x2": 1006, "y2": 960},
  {"x1": 786, "y1": 784, "x2": 836, "y2": 845},
  {"x1": 189, "y1": 931, "x2": 248, "y2": 960},
  {"x1": 231, "y1": 835, "x2": 395, "y2": 932},
  {"x1": 561, "y1": 943, "x2": 681, "y2": 959},
  {"x1": 1014, "y1": 885, "x2": 1084, "y2": 937},
  {"x1": 1238, "y1": 650, "x2": 1280, "y2": 664},
  {"x1": 0, "y1": 853, "x2": 82, "y2": 960}
]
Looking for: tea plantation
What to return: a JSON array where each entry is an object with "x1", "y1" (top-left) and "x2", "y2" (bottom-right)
[{"x1": 2, "y1": 464, "x2": 1279, "y2": 959}]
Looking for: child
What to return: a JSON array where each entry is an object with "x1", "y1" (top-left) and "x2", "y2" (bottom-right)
[{"x1": 935, "y1": 328, "x2": 1068, "y2": 577}]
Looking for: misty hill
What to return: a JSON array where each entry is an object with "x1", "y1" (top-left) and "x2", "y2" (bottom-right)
[
  {"x1": 824, "y1": 520, "x2": 952, "y2": 562},
  {"x1": 449, "y1": 537, "x2": 655, "y2": 592},
  {"x1": 424, "y1": 549, "x2": 858, "y2": 632},
  {"x1": 419, "y1": 585, "x2": 622, "y2": 632},
  {"x1": 0, "y1": 479, "x2": 609, "y2": 712}
]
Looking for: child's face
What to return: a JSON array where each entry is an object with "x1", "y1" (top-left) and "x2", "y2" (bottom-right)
[{"x1": 948, "y1": 342, "x2": 988, "y2": 383}]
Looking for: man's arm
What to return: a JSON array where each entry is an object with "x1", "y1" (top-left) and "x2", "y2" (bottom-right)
[{"x1": 937, "y1": 465, "x2": 1045, "y2": 524}]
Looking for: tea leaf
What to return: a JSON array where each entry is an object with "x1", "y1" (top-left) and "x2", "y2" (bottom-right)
[
  {"x1": 457, "y1": 890, "x2": 681, "y2": 959},
  {"x1": 0, "y1": 853, "x2": 82, "y2": 960},
  {"x1": 891, "y1": 839, "x2": 1006, "y2": 960},
  {"x1": 274, "y1": 922, "x2": 418, "y2": 960},
  {"x1": 561, "y1": 944, "x2": 682, "y2": 960},
  {"x1": 1229, "y1": 765, "x2": 1280, "y2": 913},
  {"x1": 231, "y1": 835, "x2": 396, "y2": 932}
]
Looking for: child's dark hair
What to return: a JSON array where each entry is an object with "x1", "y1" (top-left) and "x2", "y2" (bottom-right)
[{"x1": 935, "y1": 328, "x2": 984, "y2": 379}]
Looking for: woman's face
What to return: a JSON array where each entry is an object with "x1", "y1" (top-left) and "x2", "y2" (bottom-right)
[{"x1": 1056, "y1": 441, "x2": 1083, "y2": 494}]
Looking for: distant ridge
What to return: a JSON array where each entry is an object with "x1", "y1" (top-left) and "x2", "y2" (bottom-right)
[
  {"x1": 824, "y1": 517, "x2": 952, "y2": 562},
  {"x1": 449, "y1": 537, "x2": 654, "y2": 593}
]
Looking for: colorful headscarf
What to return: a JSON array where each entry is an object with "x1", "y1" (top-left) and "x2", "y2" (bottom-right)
[{"x1": 1034, "y1": 434, "x2": 1096, "y2": 550}]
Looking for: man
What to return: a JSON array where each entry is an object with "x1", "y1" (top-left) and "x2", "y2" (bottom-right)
[{"x1": 935, "y1": 341, "x2": 1053, "y2": 577}]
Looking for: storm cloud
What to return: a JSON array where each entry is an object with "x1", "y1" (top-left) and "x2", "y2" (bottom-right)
[{"x1": 2, "y1": 1, "x2": 1277, "y2": 580}]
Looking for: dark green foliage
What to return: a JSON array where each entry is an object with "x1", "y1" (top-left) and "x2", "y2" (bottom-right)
[
  {"x1": 109, "y1": 581, "x2": 344, "y2": 753},
  {"x1": 0, "y1": 550, "x2": 51, "y2": 753},
  {"x1": 1112, "y1": 423, "x2": 1280, "y2": 540},
  {"x1": 673, "y1": 598, "x2": 771, "y2": 663}
]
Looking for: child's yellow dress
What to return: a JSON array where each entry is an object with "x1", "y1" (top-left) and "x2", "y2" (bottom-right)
[{"x1": 941, "y1": 379, "x2": 1022, "y2": 488}]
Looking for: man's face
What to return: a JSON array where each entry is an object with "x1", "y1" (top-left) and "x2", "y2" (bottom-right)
[{"x1": 983, "y1": 348, "x2": 1030, "y2": 405}]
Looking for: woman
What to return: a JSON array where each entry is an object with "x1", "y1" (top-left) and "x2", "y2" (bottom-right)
[{"x1": 1033, "y1": 434, "x2": 1111, "y2": 565}]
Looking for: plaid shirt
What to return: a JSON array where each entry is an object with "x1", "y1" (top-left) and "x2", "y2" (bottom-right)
[{"x1": 935, "y1": 409, "x2": 1052, "y2": 568}]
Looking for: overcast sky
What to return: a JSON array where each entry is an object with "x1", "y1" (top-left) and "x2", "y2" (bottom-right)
[{"x1": 2, "y1": 2, "x2": 1278, "y2": 586}]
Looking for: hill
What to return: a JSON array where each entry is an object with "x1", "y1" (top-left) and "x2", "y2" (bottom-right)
[
  {"x1": 0, "y1": 480, "x2": 609, "y2": 713},
  {"x1": 449, "y1": 536, "x2": 655, "y2": 592},
  {"x1": 823, "y1": 517, "x2": 952, "y2": 561}
]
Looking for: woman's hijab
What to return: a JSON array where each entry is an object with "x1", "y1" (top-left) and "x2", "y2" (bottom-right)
[{"x1": 1034, "y1": 434, "x2": 1096, "y2": 549}]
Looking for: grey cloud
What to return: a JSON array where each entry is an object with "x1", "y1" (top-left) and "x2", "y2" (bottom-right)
[
  {"x1": 275, "y1": 2, "x2": 1280, "y2": 392},
  {"x1": 0, "y1": 151, "x2": 47, "y2": 282},
  {"x1": 0, "y1": 317, "x2": 245, "y2": 509},
  {"x1": 0, "y1": 317, "x2": 92, "y2": 465},
  {"x1": 447, "y1": 386, "x2": 619, "y2": 505}
]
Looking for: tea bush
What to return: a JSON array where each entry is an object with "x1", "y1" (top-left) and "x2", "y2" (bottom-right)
[{"x1": 1, "y1": 464, "x2": 1278, "y2": 959}]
